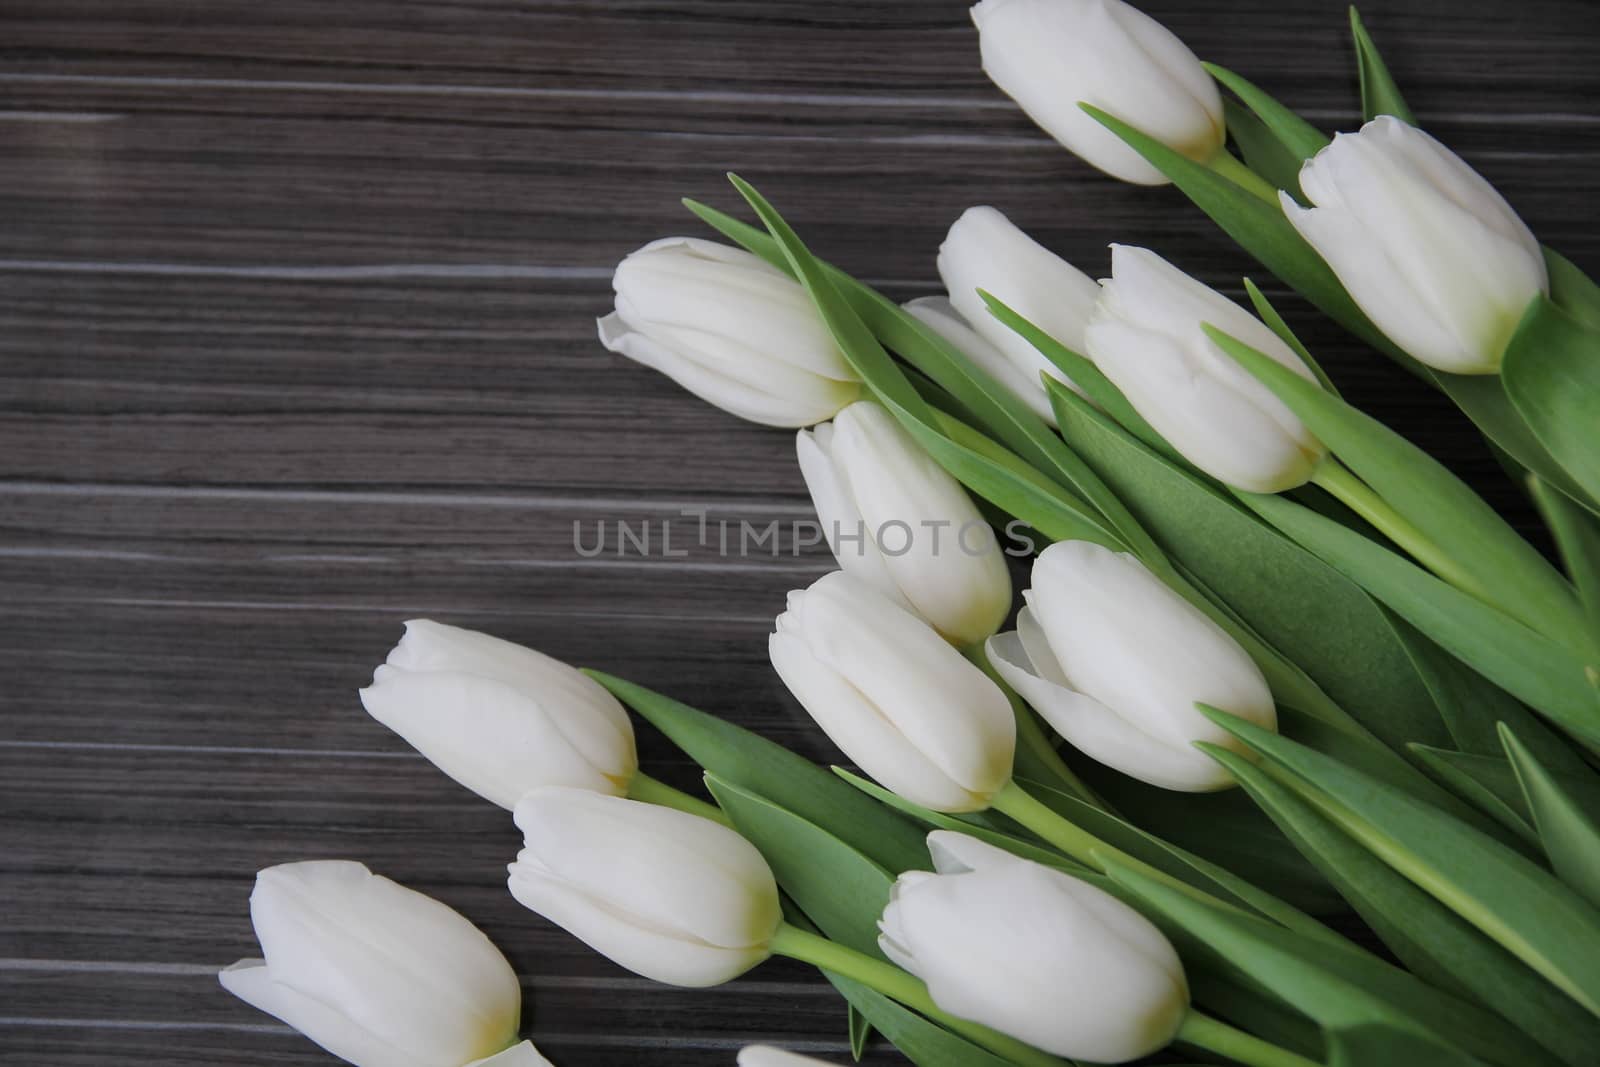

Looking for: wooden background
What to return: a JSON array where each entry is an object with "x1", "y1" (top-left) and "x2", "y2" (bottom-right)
[{"x1": 2, "y1": 1, "x2": 1597, "y2": 1063}]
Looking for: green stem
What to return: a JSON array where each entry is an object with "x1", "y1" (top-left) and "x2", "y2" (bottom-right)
[
  {"x1": 1311, "y1": 458, "x2": 1493, "y2": 604},
  {"x1": 770, "y1": 923, "x2": 1068, "y2": 1067},
  {"x1": 627, "y1": 771, "x2": 732, "y2": 827},
  {"x1": 1205, "y1": 148, "x2": 1281, "y2": 205},
  {"x1": 1177, "y1": 1010, "x2": 1322, "y2": 1067},
  {"x1": 961, "y1": 642, "x2": 1103, "y2": 808}
]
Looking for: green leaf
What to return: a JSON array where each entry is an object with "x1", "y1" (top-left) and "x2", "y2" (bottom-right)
[
  {"x1": 976, "y1": 289, "x2": 1167, "y2": 458},
  {"x1": 1350, "y1": 8, "x2": 1418, "y2": 124},
  {"x1": 1407, "y1": 745, "x2": 1537, "y2": 844},
  {"x1": 849, "y1": 1004, "x2": 871, "y2": 1061},
  {"x1": 1502, "y1": 724, "x2": 1600, "y2": 910},
  {"x1": 1545, "y1": 247, "x2": 1600, "y2": 332},
  {"x1": 1242, "y1": 279, "x2": 1340, "y2": 397},
  {"x1": 1530, "y1": 475, "x2": 1600, "y2": 644},
  {"x1": 1204, "y1": 323, "x2": 1587, "y2": 648},
  {"x1": 1383, "y1": 610, "x2": 1589, "y2": 775},
  {"x1": 1103, "y1": 854, "x2": 1536, "y2": 1066},
  {"x1": 834, "y1": 768, "x2": 1089, "y2": 872},
  {"x1": 1222, "y1": 98, "x2": 1312, "y2": 198},
  {"x1": 1240, "y1": 493, "x2": 1600, "y2": 744},
  {"x1": 1016, "y1": 776, "x2": 1348, "y2": 947},
  {"x1": 1048, "y1": 380, "x2": 1449, "y2": 753},
  {"x1": 1202, "y1": 705, "x2": 1600, "y2": 1019},
  {"x1": 1204, "y1": 743, "x2": 1599, "y2": 1067},
  {"x1": 1204, "y1": 63, "x2": 1330, "y2": 165},
  {"x1": 1324, "y1": 1026, "x2": 1484, "y2": 1067},
  {"x1": 825, "y1": 977, "x2": 1017, "y2": 1067},
  {"x1": 1503, "y1": 297, "x2": 1600, "y2": 512},
  {"x1": 587, "y1": 671, "x2": 930, "y2": 874},
  {"x1": 709, "y1": 772, "x2": 893, "y2": 957}
]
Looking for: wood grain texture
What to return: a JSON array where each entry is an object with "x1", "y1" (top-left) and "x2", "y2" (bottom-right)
[{"x1": 1, "y1": 1, "x2": 1595, "y2": 1063}]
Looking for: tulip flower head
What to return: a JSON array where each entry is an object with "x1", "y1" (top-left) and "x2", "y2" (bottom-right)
[
  {"x1": 1085, "y1": 245, "x2": 1327, "y2": 493},
  {"x1": 937, "y1": 206, "x2": 1100, "y2": 415},
  {"x1": 880, "y1": 831, "x2": 1189, "y2": 1062},
  {"x1": 509, "y1": 788, "x2": 783, "y2": 988},
  {"x1": 770, "y1": 571, "x2": 1016, "y2": 813},
  {"x1": 971, "y1": 0, "x2": 1224, "y2": 185},
  {"x1": 598, "y1": 236, "x2": 861, "y2": 426},
  {"x1": 1283, "y1": 116, "x2": 1548, "y2": 374},
  {"x1": 797, "y1": 400, "x2": 1012, "y2": 646},
  {"x1": 361, "y1": 619, "x2": 637, "y2": 809},
  {"x1": 220, "y1": 860, "x2": 531, "y2": 1067},
  {"x1": 987, "y1": 541, "x2": 1277, "y2": 791}
]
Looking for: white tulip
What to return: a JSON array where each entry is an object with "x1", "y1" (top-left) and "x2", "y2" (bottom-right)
[
  {"x1": 509, "y1": 787, "x2": 782, "y2": 988},
  {"x1": 1085, "y1": 245, "x2": 1327, "y2": 493},
  {"x1": 219, "y1": 860, "x2": 527, "y2": 1067},
  {"x1": 597, "y1": 236, "x2": 861, "y2": 426},
  {"x1": 737, "y1": 1047, "x2": 835, "y2": 1066},
  {"x1": 797, "y1": 401, "x2": 1012, "y2": 646},
  {"x1": 937, "y1": 206, "x2": 1100, "y2": 418},
  {"x1": 1282, "y1": 116, "x2": 1548, "y2": 374},
  {"x1": 880, "y1": 831, "x2": 1188, "y2": 1062},
  {"x1": 769, "y1": 571, "x2": 1016, "y2": 813},
  {"x1": 904, "y1": 296, "x2": 1056, "y2": 422},
  {"x1": 987, "y1": 541, "x2": 1276, "y2": 791},
  {"x1": 971, "y1": 0, "x2": 1224, "y2": 185},
  {"x1": 360, "y1": 619, "x2": 637, "y2": 809}
]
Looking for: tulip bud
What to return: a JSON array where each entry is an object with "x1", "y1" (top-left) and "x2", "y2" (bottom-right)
[
  {"x1": 797, "y1": 400, "x2": 1012, "y2": 646},
  {"x1": 880, "y1": 831, "x2": 1188, "y2": 1062},
  {"x1": 219, "y1": 860, "x2": 529, "y2": 1067},
  {"x1": 770, "y1": 571, "x2": 1016, "y2": 813},
  {"x1": 971, "y1": 0, "x2": 1224, "y2": 185},
  {"x1": 1282, "y1": 116, "x2": 1548, "y2": 374},
  {"x1": 360, "y1": 619, "x2": 637, "y2": 809},
  {"x1": 1084, "y1": 245, "x2": 1327, "y2": 493},
  {"x1": 509, "y1": 787, "x2": 783, "y2": 988},
  {"x1": 987, "y1": 541, "x2": 1276, "y2": 791},
  {"x1": 597, "y1": 236, "x2": 861, "y2": 426},
  {"x1": 937, "y1": 206, "x2": 1101, "y2": 417},
  {"x1": 904, "y1": 296, "x2": 1058, "y2": 423},
  {"x1": 738, "y1": 1047, "x2": 834, "y2": 1066}
]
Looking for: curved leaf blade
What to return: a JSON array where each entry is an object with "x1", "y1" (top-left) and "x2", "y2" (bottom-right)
[
  {"x1": 1350, "y1": 8, "x2": 1418, "y2": 124},
  {"x1": 1501, "y1": 724, "x2": 1600, "y2": 910},
  {"x1": 1503, "y1": 297, "x2": 1600, "y2": 511}
]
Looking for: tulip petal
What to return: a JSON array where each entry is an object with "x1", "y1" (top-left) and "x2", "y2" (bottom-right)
[
  {"x1": 988, "y1": 628, "x2": 1235, "y2": 791},
  {"x1": 361, "y1": 668, "x2": 627, "y2": 807},
  {"x1": 467, "y1": 1040, "x2": 557, "y2": 1067},
  {"x1": 507, "y1": 860, "x2": 768, "y2": 988},
  {"x1": 795, "y1": 424, "x2": 905, "y2": 610},
  {"x1": 513, "y1": 789, "x2": 782, "y2": 954},
  {"x1": 248, "y1": 861, "x2": 522, "y2": 1064},
  {"x1": 383, "y1": 620, "x2": 635, "y2": 782},
  {"x1": 220, "y1": 959, "x2": 435, "y2": 1067}
]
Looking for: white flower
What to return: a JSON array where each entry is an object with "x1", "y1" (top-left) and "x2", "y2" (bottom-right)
[
  {"x1": 598, "y1": 236, "x2": 861, "y2": 426},
  {"x1": 1085, "y1": 245, "x2": 1327, "y2": 492},
  {"x1": 219, "y1": 860, "x2": 526, "y2": 1067},
  {"x1": 971, "y1": 0, "x2": 1224, "y2": 185},
  {"x1": 769, "y1": 571, "x2": 1016, "y2": 813},
  {"x1": 737, "y1": 1047, "x2": 834, "y2": 1066},
  {"x1": 937, "y1": 206, "x2": 1101, "y2": 418},
  {"x1": 797, "y1": 400, "x2": 1012, "y2": 645},
  {"x1": 880, "y1": 831, "x2": 1189, "y2": 1062},
  {"x1": 360, "y1": 620, "x2": 637, "y2": 809},
  {"x1": 904, "y1": 296, "x2": 1057, "y2": 422},
  {"x1": 987, "y1": 541, "x2": 1276, "y2": 791},
  {"x1": 1283, "y1": 116, "x2": 1548, "y2": 374},
  {"x1": 509, "y1": 788, "x2": 782, "y2": 988}
]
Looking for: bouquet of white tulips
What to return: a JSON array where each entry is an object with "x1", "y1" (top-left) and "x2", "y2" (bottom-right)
[{"x1": 221, "y1": 3, "x2": 1600, "y2": 1066}]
